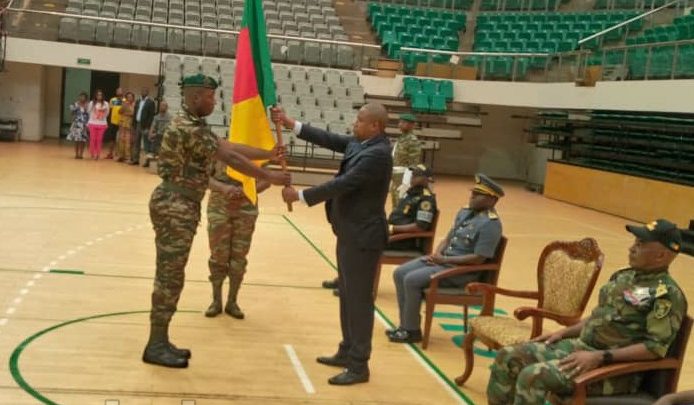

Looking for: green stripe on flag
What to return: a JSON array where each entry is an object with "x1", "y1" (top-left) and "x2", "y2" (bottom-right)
[{"x1": 241, "y1": 0, "x2": 276, "y2": 107}]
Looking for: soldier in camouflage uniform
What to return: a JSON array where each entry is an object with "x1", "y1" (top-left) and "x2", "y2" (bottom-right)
[
  {"x1": 487, "y1": 218, "x2": 686, "y2": 405},
  {"x1": 143, "y1": 74, "x2": 290, "y2": 368},
  {"x1": 390, "y1": 113, "x2": 422, "y2": 210},
  {"x1": 205, "y1": 161, "x2": 271, "y2": 319}
]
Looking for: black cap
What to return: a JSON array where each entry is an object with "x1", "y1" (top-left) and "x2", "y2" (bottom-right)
[
  {"x1": 409, "y1": 164, "x2": 433, "y2": 179},
  {"x1": 626, "y1": 219, "x2": 682, "y2": 253}
]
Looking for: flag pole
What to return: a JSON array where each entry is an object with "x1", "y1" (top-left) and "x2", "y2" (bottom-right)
[{"x1": 273, "y1": 115, "x2": 293, "y2": 212}]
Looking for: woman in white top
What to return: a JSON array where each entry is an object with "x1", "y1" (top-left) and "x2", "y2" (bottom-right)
[{"x1": 87, "y1": 89, "x2": 110, "y2": 160}]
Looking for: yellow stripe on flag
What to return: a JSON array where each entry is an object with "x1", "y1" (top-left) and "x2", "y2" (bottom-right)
[{"x1": 226, "y1": 95, "x2": 275, "y2": 205}]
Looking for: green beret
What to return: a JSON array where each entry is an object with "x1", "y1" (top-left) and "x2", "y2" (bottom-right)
[
  {"x1": 399, "y1": 113, "x2": 417, "y2": 122},
  {"x1": 180, "y1": 74, "x2": 218, "y2": 90}
]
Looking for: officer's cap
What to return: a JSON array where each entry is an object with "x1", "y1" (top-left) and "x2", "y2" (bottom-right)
[
  {"x1": 180, "y1": 74, "x2": 219, "y2": 90},
  {"x1": 626, "y1": 219, "x2": 682, "y2": 253},
  {"x1": 409, "y1": 164, "x2": 433, "y2": 180},
  {"x1": 399, "y1": 113, "x2": 417, "y2": 122},
  {"x1": 472, "y1": 173, "x2": 504, "y2": 198}
]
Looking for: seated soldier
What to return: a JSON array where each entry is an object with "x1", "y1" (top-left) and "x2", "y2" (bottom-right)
[
  {"x1": 387, "y1": 173, "x2": 504, "y2": 343},
  {"x1": 321, "y1": 165, "x2": 437, "y2": 295},
  {"x1": 487, "y1": 219, "x2": 686, "y2": 405}
]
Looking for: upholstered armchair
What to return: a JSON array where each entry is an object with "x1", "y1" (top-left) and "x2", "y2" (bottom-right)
[
  {"x1": 455, "y1": 238, "x2": 604, "y2": 385},
  {"x1": 549, "y1": 315, "x2": 692, "y2": 405},
  {"x1": 373, "y1": 210, "x2": 440, "y2": 299}
]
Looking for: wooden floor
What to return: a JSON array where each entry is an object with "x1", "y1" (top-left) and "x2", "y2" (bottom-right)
[{"x1": 0, "y1": 141, "x2": 692, "y2": 405}]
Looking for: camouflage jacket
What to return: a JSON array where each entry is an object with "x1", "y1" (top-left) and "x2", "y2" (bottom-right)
[
  {"x1": 393, "y1": 131, "x2": 422, "y2": 169},
  {"x1": 157, "y1": 106, "x2": 219, "y2": 201},
  {"x1": 580, "y1": 267, "x2": 687, "y2": 357}
]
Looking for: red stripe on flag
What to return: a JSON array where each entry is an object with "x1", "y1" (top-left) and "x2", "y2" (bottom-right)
[{"x1": 233, "y1": 27, "x2": 260, "y2": 104}]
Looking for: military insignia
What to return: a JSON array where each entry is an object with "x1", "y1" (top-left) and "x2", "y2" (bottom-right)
[
  {"x1": 624, "y1": 287, "x2": 651, "y2": 306},
  {"x1": 646, "y1": 221, "x2": 658, "y2": 231},
  {"x1": 487, "y1": 210, "x2": 499, "y2": 219},
  {"x1": 403, "y1": 205, "x2": 410, "y2": 214},
  {"x1": 420, "y1": 201, "x2": 432, "y2": 211},
  {"x1": 655, "y1": 281, "x2": 668, "y2": 298},
  {"x1": 670, "y1": 242, "x2": 680, "y2": 252},
  {"x1": 654, "y1": 299, "x2": 672, "y2": 319}
]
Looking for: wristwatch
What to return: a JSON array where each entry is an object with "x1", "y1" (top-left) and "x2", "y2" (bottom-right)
[{"x1": 601, "y1": 350, "x2": 613, "y2": 366}]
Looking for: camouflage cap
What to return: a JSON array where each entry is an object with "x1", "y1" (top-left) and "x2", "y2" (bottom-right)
[
  {"x1": 472, "y1": 173, "x2": 504, "y2": 198},
  {"x1": 180, "y1": 73, "x2": 219, "y2": 90},
  {"x1": 409, "y1": 163, "x2": 433, "y2": 179},
  {"x1": 626, "y1": 219, "x2": 682, "y2": 253},
  {"x1": 399, "y1": 113, "x2": 417, "y2": 122}
]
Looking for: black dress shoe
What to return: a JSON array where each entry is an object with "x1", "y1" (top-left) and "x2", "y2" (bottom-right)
[
  {"x1": 142, "y1": 342, "x2": 189, "y2": 368},
  {"x1": 316, "y1": 354, "x2": 349, "y2": 368},
  {"x1": 322, "y1": 278, "x2": 339, "y2": 289},
  {"x1": 388, "y1": 329, "x2": 422, "y2": 344},
  {"x1": 328, "y1": 369, "x2": 370, "y2": 385},
  {"x1": 385, "y1": 327, "x2": 403, "y2": 338}
]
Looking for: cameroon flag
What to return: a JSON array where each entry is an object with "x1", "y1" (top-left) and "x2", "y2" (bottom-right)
[{"x1": 226, "y1": 0, "x2": 276, "y2": 205}]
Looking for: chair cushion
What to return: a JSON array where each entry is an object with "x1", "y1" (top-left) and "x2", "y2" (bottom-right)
[
  {"x1": 542, "y1": 250, "x2": 598, "y2": 316},
  {"x1": 423, "y1": 287, "x2": 469, "y2": 296},
  {"x1": 381, "y1": 249, "x2": 422, "y2": 258},
  {"x1": 470, "y1": 316, "x2": 532, "y2": 347}
]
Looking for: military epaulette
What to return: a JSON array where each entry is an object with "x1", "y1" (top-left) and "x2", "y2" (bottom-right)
[
  {"x1": 487, "y1": 209, "x2": 499, "y2": 220},
  {"x1": 423, "y1": 189, "x2": 432, "y2": 196}
]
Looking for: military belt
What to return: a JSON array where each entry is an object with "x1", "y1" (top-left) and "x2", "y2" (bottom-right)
[{"x1": 161, "y1": 181, "x2": 205, "y2": 202}]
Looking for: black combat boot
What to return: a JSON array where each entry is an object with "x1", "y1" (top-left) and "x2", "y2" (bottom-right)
[
  {"x1": 142, "y1": 325, "x2": 189, "y2": 368},
  {"x1": 224, "y1": 275, "x2": 245, "y2": 319},
  {"x1": 204, "y1": 279, "x2": 224, "y2": 317}
]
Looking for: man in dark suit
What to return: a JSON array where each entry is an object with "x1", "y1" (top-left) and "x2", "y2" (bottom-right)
[
  {"x1": 272, "y1": 103, "x2": 392, "y2": 386},
  {"x1": 131, "y1": 87, "x2": 156, "y2": 166}
]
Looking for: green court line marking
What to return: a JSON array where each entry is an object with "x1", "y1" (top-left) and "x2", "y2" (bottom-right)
[
  {"x1": 49, "y1": 269, "x2": 85, "y2": 275},
  {"x1": 282, "y1": 215, "x2": 474, "y2": 405},
  {"x1": 9, "y1": 310, "x2": 199, "y2": 404}
]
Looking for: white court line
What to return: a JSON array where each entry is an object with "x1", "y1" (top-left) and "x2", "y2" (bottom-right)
[
  {"x1": 26, "y1": 280, "x2": 35, "y2": 287},
  {"x1": 19, "y1": 289, "x2": 29, "y2": 295},
  {"x1": 67, "y1": 250, "x2": 76, "y2": 255},
  {"x1": 374, "y1": 312, "x2": 467, "y2": 405},
  {"x1": 49, "y1": 261, "x2": 57, "y2": 267},
  {"x1": 283, "y1": 344, "x2": 316, "y2": 394},
  {"x1": 42, "y1": 266, "x2": 50, "y2": 272},
  {"x1": 6, "y1": 308, "x2": 16, "y2": 315},
  {"x1": 58, "y1": 255, "x2": 66, "y2": 260},
  {"x1": 13, "y1": 298, "x2": 21, "y2": 304},
  {"x1": 33, "y1": 274, "x2": 43, "y2": 280},
  {"x1": 0, "y1": 318, "x2": 7, "y2": 326}
]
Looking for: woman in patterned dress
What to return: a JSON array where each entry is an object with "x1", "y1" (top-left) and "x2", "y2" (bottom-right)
[{"x1": 66, "y1": 92, "x2": 89, "y2": 159}]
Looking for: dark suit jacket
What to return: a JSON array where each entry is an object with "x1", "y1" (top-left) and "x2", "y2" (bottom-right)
[
  {"x1": 134, "y1": 97, "x2": 156, "y2": 128},
  {"x1": 300, "y1": 124, "x2": 393, "y2": 251}
]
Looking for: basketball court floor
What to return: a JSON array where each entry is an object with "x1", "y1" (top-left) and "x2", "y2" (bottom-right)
[{"x1": 0, "y1": 141, "x2": 692, "y2": 404}]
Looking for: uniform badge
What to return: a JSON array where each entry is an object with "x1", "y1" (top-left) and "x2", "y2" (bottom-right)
[
  {"x1": 623, "y1": 287, "x2": 651, "y2": 306},
  {"x1": 403, "y1": 205, "x2": 410, "y2": 214},
  {"x1": 420, "y1": 201, "x2": 432, "y2": 211},
  {"x1": 655, "y1": 281, "x2": 668, "y2": 298},
  {"x1": 654, "y1": 299, "x2": 672, "y2": 319}
]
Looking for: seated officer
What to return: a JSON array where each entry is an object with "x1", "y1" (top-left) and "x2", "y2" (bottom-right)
[
  {"x1": 487, "y1": 219, "x2": 686, "y2": 405},
  {"x1": 322, "y1": 165, "x2": 437, "y2": 294},
  {"x1": 387, "y1": 173, "x2": 504, "y2": 343}
]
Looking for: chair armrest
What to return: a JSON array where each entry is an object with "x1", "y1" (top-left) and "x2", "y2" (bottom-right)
[
  {"x1": 430, "y1": 263, "x2": 500, "y2": 282},
  {"x1": 466, "y1": 283, "x2": 540, "y2": 300},
  {"x1": 574, "y1": 359, "x2": 679, "y2": 386},
  {"x1": 514, "y1": 307, "x2": 582, "y2": 326},
  {"x1": 388, "y1": 231, "x2": 434, "y2": 243}
]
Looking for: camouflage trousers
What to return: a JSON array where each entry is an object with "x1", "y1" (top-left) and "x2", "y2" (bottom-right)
[
  {"x1": 389, "y1": 171, "x2": 405, "y2": 210},
  {"x1": 149, "y1": 186, "x2": 201, "y2": 327},
  {"x1": 487, "y1": 338, "x2": 642, "y2": 405},
  {"x1": 206, "y1": 190, "x2": 259, "y2": 283}
]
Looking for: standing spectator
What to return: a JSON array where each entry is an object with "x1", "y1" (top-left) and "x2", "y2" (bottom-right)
[
  {"x1": 116, "y1": 92, "x2": 135, "y2": 163},
  {"x1": 66, "y1": 91, "x2": 90, "y2": 159},
  {"x1": 104, "y1": 87, "x2": 124, "y2": 159},
  {"x1": 87, "y1": 89, "x2": 109, "y2": 160},
  {"x1": 146, "y1": 100, "x2": 171, "y2": 167},
  {"x1": 131, "y1": 87, "x2": 156, "y2": 165}
]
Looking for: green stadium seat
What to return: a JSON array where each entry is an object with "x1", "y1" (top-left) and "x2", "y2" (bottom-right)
[
  {"x1": 439, "y1": 80, "x2": 454, "y2": 101},
  {"x1": 411, "y1": 91, "x2": 430, "y2": 113},
  {"x1": 429, "y1": 93, "x2": 447, "y2": 113}
]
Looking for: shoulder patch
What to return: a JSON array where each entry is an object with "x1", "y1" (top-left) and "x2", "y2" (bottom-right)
[
  {"x1": 423, "y1": 189, "x2": 431, "y2": 196},
  {"x1": 420, "y1": 201, "x2": 432, "y2": 211},
  {"x1": 653, "y1": 299, "x2": 673, "y2": 319},
  {"x1": 487, "y1": 210, "x2": 499, "y2": 220}
]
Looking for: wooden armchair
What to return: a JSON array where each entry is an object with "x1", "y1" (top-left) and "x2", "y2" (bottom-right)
[
  {"x1": 455, "y1": 238, "x2": 604, "y2": 385},
  {"x1": 421, "y1": 236, "x2": 508, "y2": 349},
  {"x1": 373, "y1": 210, "x2": 439, "y2": 299},
  {"x1": 549, "y1": 315, "x2": 693, "y2": 405}
]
